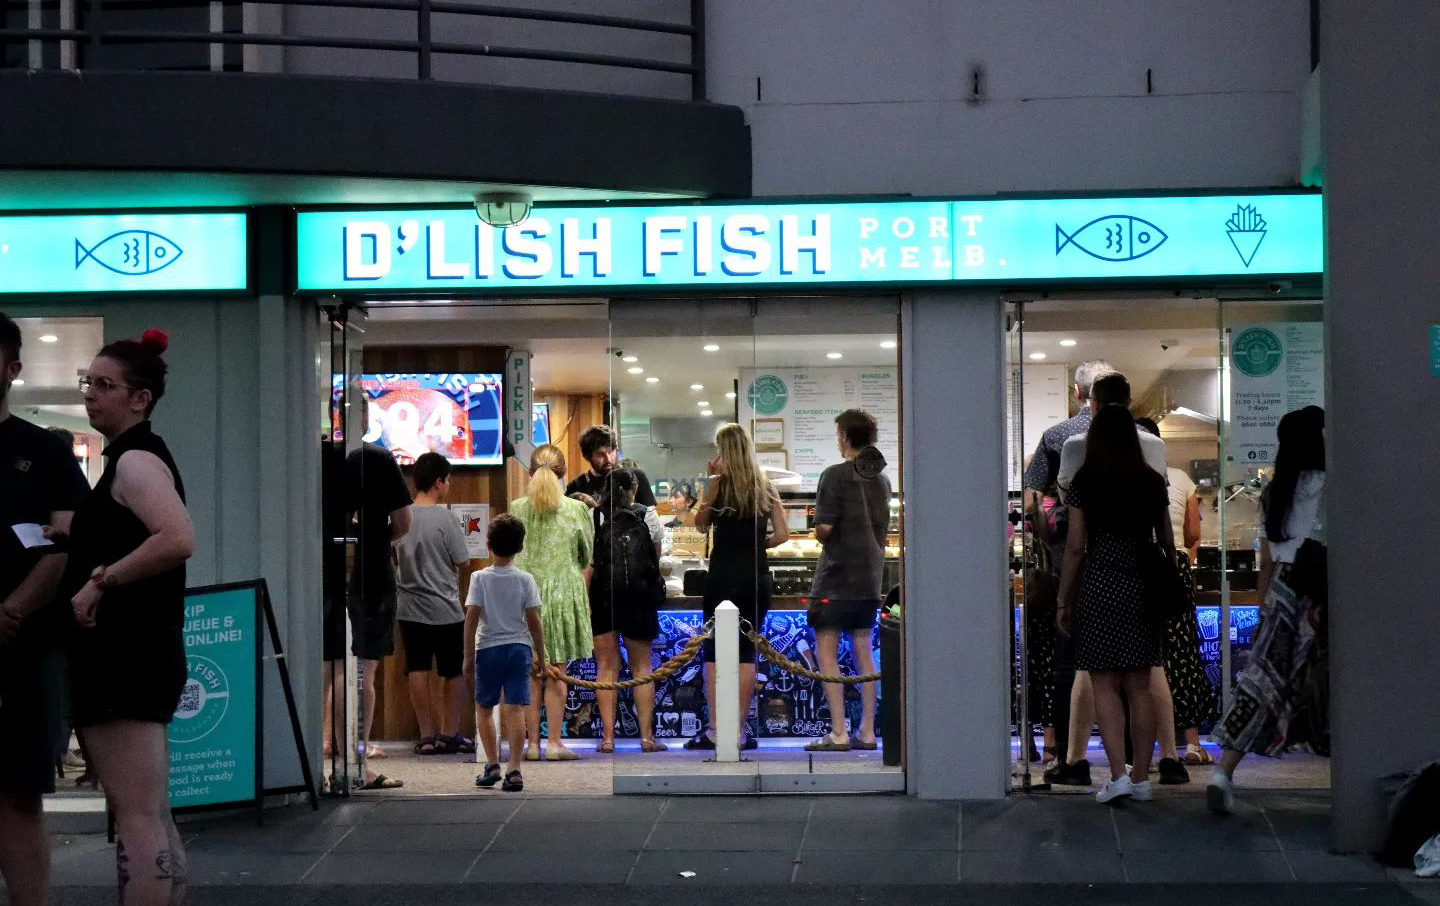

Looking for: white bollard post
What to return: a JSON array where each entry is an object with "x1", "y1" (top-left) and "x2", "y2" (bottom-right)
[{"x1": 713, "y1": 601, "x2": 741, "y2": 763}]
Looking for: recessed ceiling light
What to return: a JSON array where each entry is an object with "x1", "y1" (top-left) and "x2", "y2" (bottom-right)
[
  {"x1": 622, "y1": 356, "x2": 638, "y2": 363},
  {"x1": 627, "y1": 366, "x2": 644, "y2": 374},
  {"x1": 725, "y1": 392, "x2": 736, "y2": 400},
  {"x1": 826, "y1": 351, "x2": 843, "y2": 359},
  {"x1": 11, "y1": 378, "x2": 24, "y2": 386},
  {"x1": 645, "y1": 376, "x2": 659, "y2": 384},
  {"x1": 700, "y1": 410, "x2": 713, "y2": 417},
  {"x1": 696, "y1": 400, "x2": 710, "y2": 407},
  {"x1": 1059, "y1": 339, "x2": 1077, "y2": 347},
  {"x1": 1029, "y1": 352, "x2": 1048, "y2": 361},
  {"x1": 690, "y1": 383, "x2": 704, "y2": 391},
  {"x1": 39, "y1": 334, "x2": 58, "y2": 343},
  {"x1": 880, "y1": 340, "x2": 897, "y2": 349},
  {"x1": 703, "y1": 344, "x2": 720, "y2": 352}
]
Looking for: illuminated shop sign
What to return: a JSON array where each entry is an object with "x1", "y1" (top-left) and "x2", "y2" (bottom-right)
[
  {"x1": 294, "y1": 193, "x2": 1321, "y2": 294},
  {"x1": 0, "y1": 212, "x2": 249, "y2": 295}
]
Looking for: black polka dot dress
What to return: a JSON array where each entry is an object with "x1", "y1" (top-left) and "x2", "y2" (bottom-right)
[{"x1": 1067, "y1": 477, "x2": 1164, "y2": 673}]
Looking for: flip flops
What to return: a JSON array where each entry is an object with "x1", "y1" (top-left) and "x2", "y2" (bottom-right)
[
  {"x1": 595, "y1": 741, "x2": 615, "y2": 754},
  {"x1": 545, "y1": 745, "x2": 579, "y2": 761},
  {"x1": 359, "y1": 774, "x2": 403, "y2": 790},
  {"x1": 805, "y1": 738, "x2": 851, "y2": 752},
  {"x1": 849, "y1": 736, "x2": 879, "y2": 751},
  {"x1": 641, "y1": 739, "x2": 669, "y2": 753}
]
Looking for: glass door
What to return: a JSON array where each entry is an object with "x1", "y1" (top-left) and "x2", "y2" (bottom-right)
[{"x1": 319, "y1": 301, "x2": 366, "y2": 794}]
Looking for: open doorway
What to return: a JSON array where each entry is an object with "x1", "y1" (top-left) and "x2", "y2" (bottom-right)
[{"x1": 1008, "y1": 295, "x2": 1328, "y2": 798}]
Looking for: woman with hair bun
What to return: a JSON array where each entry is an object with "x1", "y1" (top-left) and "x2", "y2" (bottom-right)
[
  {"x1": 61, "y1": 328, "x2": 196, "y2": 906},
  {"x1": 509, "y1": 444, "x2": 593, "y2": 761}
]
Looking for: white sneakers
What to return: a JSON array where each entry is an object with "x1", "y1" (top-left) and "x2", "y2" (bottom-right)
[
  {"x1": 1207, "y1": 772, "x2": 1235, "y2": 814},
  {"x1": 1096, "y1": 775, "x2": 1154, "y2": 804}
]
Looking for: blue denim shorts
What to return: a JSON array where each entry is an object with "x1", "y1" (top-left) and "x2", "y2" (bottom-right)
[{"x1": 474, "y1": 643, "x2": 533, "y2": 707}]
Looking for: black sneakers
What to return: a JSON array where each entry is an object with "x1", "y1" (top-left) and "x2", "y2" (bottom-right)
[
  {"x1": 1157, "y1": 757, "x2": 1191, "y2": 785},
  {"x1": 1044, "y1": 758, "x2": 1092, "y2": 786}
]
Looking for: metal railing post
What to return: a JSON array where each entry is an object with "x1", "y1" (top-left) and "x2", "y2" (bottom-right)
[
  {"x1": 689, "y1": 0, "x2": 706, "y2": 101},
  {"x1": 417, "y1": 0, "x2": 431, "y2": 80}
]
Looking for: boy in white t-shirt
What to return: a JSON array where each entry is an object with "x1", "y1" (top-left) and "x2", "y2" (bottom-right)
[{"x1": 463, "y1": 514, "x2": 545, "y2": 792}]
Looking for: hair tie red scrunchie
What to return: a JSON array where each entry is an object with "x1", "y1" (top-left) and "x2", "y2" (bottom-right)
[{"x1": 140, "y1": 328, "x2": 169, "y2": 354}]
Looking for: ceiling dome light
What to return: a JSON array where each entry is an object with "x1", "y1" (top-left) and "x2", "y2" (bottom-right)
[
  {"x1": 1059, "y1": 339, "x2": 1078, "y2": 347},
  {"x1": 725, "y1": 392, "x2": 737, "y2": 400},
  {"x1": 11, "y1": 378, "x2": 24, "y2": 386},
  {"x1": 645, "y1": 376, "x2": 659, "y2": 384},
  {"x1": 703, "y1": 344, "x2": 720, "y2": 352},
  {"x1": 880, "y1": 340, "x2": 897, "y2": 349},
  {"x1": 826, "y1": 351, "x2": 843, "y2": 359},
  {"x1": 700, "y1": 410, "x2": 713, "y2": 417},
  {"x1": 622, "y1": 356, "x2": 639, "y2": 364},
  {"x1": 696, "y1": 400, "x2": 710, "y2": 407},
  {"x1": 40, "y1": 334, "x2": 58, "y2": 343},
  {"x1": 690, "y1": 383, "x2": 704, "y2": 391},
  {"x1": 627, "y1": 366, "x2": 644, "y2": 374},
  {"x1": 1029, "y1": 352, "x2": 1048, "y2": 361}
]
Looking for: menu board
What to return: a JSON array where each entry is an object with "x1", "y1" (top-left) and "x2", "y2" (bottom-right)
[
  {"x1": 1227, "y1": 323, "x2": 1324, "y2": 467},
  {"x1": 738, "y1": 366, "x2": 900, "y2": 492}
]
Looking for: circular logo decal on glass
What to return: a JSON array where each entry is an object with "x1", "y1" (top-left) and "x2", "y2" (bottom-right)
[
  {"x1": 1231, "y1": 327, "x2": 1284, "y2": 377},
  {"x1": 747, "y1": 374, "x2": 789, "y2": 415},
  {"x1": 169, "y1": 655, "x2": 231, "y2": 744}
]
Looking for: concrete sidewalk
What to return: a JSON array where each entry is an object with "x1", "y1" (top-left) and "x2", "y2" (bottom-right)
[{"x1": 39, "y1": 790, "x2": 1440, "y2": 906}]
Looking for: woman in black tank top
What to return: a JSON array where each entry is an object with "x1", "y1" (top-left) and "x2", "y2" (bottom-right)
[{"x1": 63, "y1": 329, "x2": 195, "y2": 906}]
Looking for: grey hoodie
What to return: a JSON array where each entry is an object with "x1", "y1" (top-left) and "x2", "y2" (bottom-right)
[{"x1": 809, "y1": 446, "x2": 892, "y2": 603}]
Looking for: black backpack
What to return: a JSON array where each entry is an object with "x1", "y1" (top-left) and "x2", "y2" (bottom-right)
[{"x1": 596, "y1": 505, "x2": 662, "y2": 602}]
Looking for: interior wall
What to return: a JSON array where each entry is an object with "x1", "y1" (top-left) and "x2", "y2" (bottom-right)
[
  {"x1": 707, "y1": 0, "x2": 1310, "y2": 195},
  {"x1": 1321, "y1": 0, "x2": 1440, "y2": 853},
  {"x1": 904, "y1": 290, "x2": 1008, "y2": 800}
]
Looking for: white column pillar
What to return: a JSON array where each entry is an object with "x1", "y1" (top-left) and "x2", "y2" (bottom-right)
[{"x1": 713, "y1": 601, "x2": 740, "y2": 762}]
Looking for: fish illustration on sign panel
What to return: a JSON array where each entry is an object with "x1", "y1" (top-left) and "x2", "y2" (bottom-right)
[
  {"x1": 1055, "y1": 215, "x2": 1168, "y2": 262},
  {"x1": 75, "y1": 231, "x2": 184, "y2": 276}
]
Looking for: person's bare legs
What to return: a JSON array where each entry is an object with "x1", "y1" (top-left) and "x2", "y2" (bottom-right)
[
  {"x1": 322, "y1": 660, "x2": 338, "y2": 757},
  {"x1": 850, "y1": 628, "x2": 878, "y2": 744},
  {"x1": 623, "y1": 636, "x2": 659, "y2": 744},
  {"x1": 0, "y1": 794, "x2": 48, "y2": 906},
  {"x1": 1217, "y1": 747, "x2": 1245, "y2": 779},
  {"x1": 738, "y1": 662, "x2": 757, "y2": 746},
  {"x1": 84, "y1": 721, "x2": 186, "y2": 906},
  {"x1": 476, "y1": 703, "x2": 500, "y2": 766},
  {"x1": 501, "y1": 703, "x2": 526, "y2": 773},
  {"x1": 1089, "y1": 670, "x2": 1129, "y2": 780},
  {"x1": 702, "y1": 662, "x2": 717, "y2": 737},
  {"x1": 1121, "y1": 669, "x2": 1157, "y2": 782},
  {"x1": 592, "y1": 631, "x2": 622, "y2": 748},
  {"x1": 524, "y1": 676, "x2": 544, "y2": 758},
  {"x1": 358, "y1": 658, "x2": 379, "y2": 759},
  {"x1": 815, "y1": 628, "x2": 848, "y2": 744},
  {"x1": 1064, "y1": 670, "x2": 1095, "y2": 764},
  {"x1": 407, "y1": 670, "x2": 436, "y2": 742},
  {"x1": 543, "y1": 665, "x2": 571, "y2": 752},
  {"x1": 443, "y1": 676, "x2": 467, "y2": 739},
  {"x1": 1151, "y1": 665, "x2": 1178, "y2": 762}
]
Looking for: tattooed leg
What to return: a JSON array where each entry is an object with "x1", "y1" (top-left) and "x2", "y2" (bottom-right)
[
  {"x1": 116, "y1": 839, "x2": 132, "y2": 905},
  {"x1": 162, "y1": 819, "x2": 189, "y2": 906}
]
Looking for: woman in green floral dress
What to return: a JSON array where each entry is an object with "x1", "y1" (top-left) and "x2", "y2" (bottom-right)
[{"x1": 511, "y1": 443, "x2": 594, "y2": 761}]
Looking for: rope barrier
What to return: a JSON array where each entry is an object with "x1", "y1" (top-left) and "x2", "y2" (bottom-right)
[
  {"x1": 745, "y1": 628, "x2": 883, "y2": 684},
  {"x1": 546, "y1": 627, "x2": 712, "y2": 691}
]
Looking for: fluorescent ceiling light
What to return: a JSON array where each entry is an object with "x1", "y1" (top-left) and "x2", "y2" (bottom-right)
[
  {"x1": 645, "y1": 376, "x2": 659, "y2": 384},
  {"x1": 700, "y1": 410, "x2": 713, "y2": 416},
  {"x1": 40, "y1": 334, "x2": 58, "y2": 343},
  {"x1": 622, "y1": 356, "x2": 638, "y2": 363},
  {"x1": 725, "y1": 392, "x2": 736, "y2": 400},
  {"x1": 703, "y1": 344, "x2": 720, "y2": 352},
  {"x1": 627, "y1": 366, "x2": 644, "y2": 374},
  {"x1": 826, "y1": 351, "x2": 843, "y2": 359},
  {"x1": 690, "y1": 383, "x2": 704, "y2": 390},
  {"x1": 1029, "y1": 352, "x2": 1047, "y2": 361},
  {"x1": 1059, "y1": 339, "x2": 1077, "y2": 347},
  {"x1": 696, "y1": 400, "x2": 710, "y2": 407},
  {"x1": 11, "y1": 378, "x2": 24, "y2": 386},
  {"x1": 880, "y1": 340, "x2": 897, "y2": 349}
]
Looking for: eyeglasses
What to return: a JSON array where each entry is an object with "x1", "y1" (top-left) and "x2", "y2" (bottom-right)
[{"x1": 78, "y1": 376, "x2": 136, "y2": 393}]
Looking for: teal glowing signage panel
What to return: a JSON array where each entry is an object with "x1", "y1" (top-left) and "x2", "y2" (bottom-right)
[
  {"x1": 0, "y1": 212, "x2": 248, "y2": 294},
  {"x1": 168, "y1": 585, "x2": 257, "y2": 810},
  {"x1": 295, "y1": 193, "x2": 1321, "y2": 293}
]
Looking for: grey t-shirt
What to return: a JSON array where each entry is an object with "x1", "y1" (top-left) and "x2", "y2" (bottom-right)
[
  {"x1": 465, "y1": 565, "x2": 542, "y2": 651},
  {"x1": 395, "y1": 505, "x2": 470, "y2": 625},
  {"x1": 809, "y1": 448, "x2": 892, "y2": 604}
]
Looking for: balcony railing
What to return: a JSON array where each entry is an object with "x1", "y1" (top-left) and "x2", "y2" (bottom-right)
[{"x1": 1, "y1": 0, "x2": 705, "y2": 100}]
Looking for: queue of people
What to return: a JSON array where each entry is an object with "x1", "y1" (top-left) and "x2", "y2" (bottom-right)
[
  {"x1": 1, "y1": 312, "x2": 195, "y2": 906},
  {"x1": 1026, "y1": 359, "x2": 1330, "y2": 807}
]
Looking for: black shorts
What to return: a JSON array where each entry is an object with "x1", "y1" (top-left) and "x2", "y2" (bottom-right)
[
  {"x1": 807, "y1": 599, "x2": 880, "y2": 633},
  {"x1": 324, "y1": 586, "x2": 397, "y2": 662},
  {"x1": 0, "y1": 645, "x2": 65, "y2": 797},
  {"x1": 701, "y1": 575, "x2": 772, "y2": 663},
  {"x1": 69, "y1": 626, "x2": 187, "y2": 728},
  {"x1": 398, "y1": 620, "x2": 465, "y2": 678},
  {"x1": 589, "y1": 584, "x2": 661, "y2": 642}
]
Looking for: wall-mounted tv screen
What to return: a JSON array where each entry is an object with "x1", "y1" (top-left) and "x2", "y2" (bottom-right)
[
  {"x1": 334, "y1": 373, "x2": 504, "y2": 466},
  {"x1": 533, "y1": 402, "x2": 550, "y2": 446}
]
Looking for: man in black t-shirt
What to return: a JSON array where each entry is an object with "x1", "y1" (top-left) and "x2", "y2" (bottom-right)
[
  {"x1": 321, "y1": 396, "x2": 411, "y2": 784},
  {"x1": 0, "y1": 313, "x2": 90, "y2": 906},
  {"x1": 565, "y1": 425, "x2": 657, "y2": 507}
]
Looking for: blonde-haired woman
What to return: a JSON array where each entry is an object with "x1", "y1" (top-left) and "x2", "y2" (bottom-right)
[
  {"x1": 510, "y1": 444, "x2": 594, "y2": 761},
  {"x1": 685, "y1": 424, "x2": 789, "y2": 750}
]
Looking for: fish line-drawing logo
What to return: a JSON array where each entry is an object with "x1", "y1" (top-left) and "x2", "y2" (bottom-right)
[
  {"x1": 1231, "y1": 327, "x2": 1284, "y2": 377},
  {"x1": 75, "y1": 230, "x2": 184, "y2": 276},
  {"x1": 1055, "y1": 215, "x2": 1168, "y2": 262},
  {"x1": 170, "y1": 655, "x2": 230, "y2": 744},
  {"x1": 747, "y1": 374, "x2": 789, "y2": 416},
  {"x1": 1225, "y1": 205, "x2": 1268, "y2": 268}
]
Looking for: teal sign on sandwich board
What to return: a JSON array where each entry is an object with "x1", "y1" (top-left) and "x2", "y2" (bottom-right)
[
  {"x1": 168, "y1": 584, "x2": 258, "y2": 810},
  {"x1": 0, "y1": 212, "x2": 248, "y2": 295},
  {"x1": 294, "y1": 192, "x2": 1321, "y2": 294}
]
